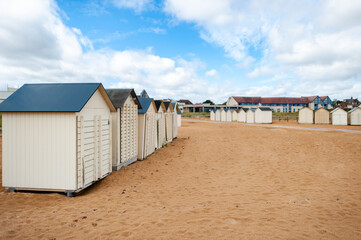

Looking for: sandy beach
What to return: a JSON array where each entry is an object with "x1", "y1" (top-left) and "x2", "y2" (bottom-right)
[{"x1": 1, "y1": 119, "x2": 361, "y2": 239}]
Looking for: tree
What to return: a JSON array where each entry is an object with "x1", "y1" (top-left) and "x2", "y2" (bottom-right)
[{"x1": 203, "y1": 99, "x2": 215, "y2": 105}]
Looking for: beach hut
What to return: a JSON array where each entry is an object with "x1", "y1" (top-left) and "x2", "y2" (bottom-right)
[
  {"x1": 298, "y1": 107, "x2": 313, "y2": 124},
  {"x1": 177, "y1": 109, "x2": 182, "y2": 127},
  {"x1": 231, "y1": 109, "x2": 238, "y2": 121},
  {"x1": 349, "y1": 107, "x2": 361, "y2": 125},
  {"x1": 225, "y1": 109, "x2": 232, "y2": 122},
  {"x1": 138, "y1": 97, "x2": 158, "y2": 160},
  {"x1": 314, "y1": 108, "x2": 330, "y2": 124},
  {"x1": 220, "y1": 108, "x2": 227, "y2": 121},
  {"x1": 215, "y1": 109, "x2": 221, "y2": 121},
  {"x1": 155, "y1": 100, "x2": 167, "y2": 149},
  {"x1": 238, "y1": 108, "x2": 247, "y2": 122},
  {"x1": 0, "y1": 83, "x2": 116, "y2": 196},
  {"x1": 255, "y1": 107, "x2": 272, "y2": 124},
  {"x1": 331, "y1": 107, "x2": 347, "y2": 125},
  {"x1": 163, "y1": 101, "x2": 174, "y2": 142},
  {"x1": 106, "y1": 89, "x2": 141, "y2": 170},
  {"x1": 246, "y1": 108, "x2": 256, "y2": 123},
  {"x1": 171, "y1": 102, "x2": 178, "y2": 139},
  {"x1": 210, "y1": 109, "x2": 216, "y2": 121}
]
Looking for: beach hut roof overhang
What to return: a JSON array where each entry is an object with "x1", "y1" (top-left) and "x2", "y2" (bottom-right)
[
  {"x1": 330, "y1": 107, "x2": 346, "y2": 114},
  {"x1": 154, "y1": 100, "x2": 167, "y2": 112},
  {"x1": 0, "y1": 83, "x2": 115, "y2": 112},
  {"x1": 258, "y1": 107, "x2": 272, "y2": 111},
  {"x1": 106, "y1": 88, "x2": 141, "y2": 110},
  {"x1": 163, "y1": 101, "x2": 174, "y2": 112},
  {"x1": 138, "y1": 97, "x2": 157, "y2": 114},
  {"x1": 349, "y1": 106, "x2": 361, "y2": 113}
]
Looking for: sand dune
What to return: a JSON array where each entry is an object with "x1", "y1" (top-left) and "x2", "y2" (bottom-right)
[{"x1": 0, "y1": 120, "x2": 361, "y2": 239}]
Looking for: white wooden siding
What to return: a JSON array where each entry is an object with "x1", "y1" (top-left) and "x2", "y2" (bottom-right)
[
  {"x1": 299, "y1": 108, "x2": 313, "y2": 124},
  {"x1": 172, "y1": 112, "x2": 178, "y2": 138},
  {"x1": 350, "y1": 108, "x2": 361, "y2": 125},
  {"x1": 157, "y1": 111, "x2": 166, "y2": 149},
  {"x1": 165, "y1": 112, "x2": 173, "y2": 142},
  {"x1": 77, "y1": 89, "x2": 112, "y2": 187},
  {"x1": 2, "y1": 112, "x2": 77, "y2": 190},
  {"x1": 120, "y1": 96, "x2": 138, "y2": 164}
]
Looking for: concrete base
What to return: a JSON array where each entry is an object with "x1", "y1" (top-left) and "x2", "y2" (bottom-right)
[{"x1": 112, "y1": 156, "x2": 137, "y2": 171}]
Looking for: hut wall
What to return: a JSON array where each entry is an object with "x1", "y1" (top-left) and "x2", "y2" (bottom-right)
[
  {"x1": 332, "y1": 110, "x2": 347, "y2": 125},
  {"x1": 298, "y1": 108, "x2": 313, "y2": 124},
  {"x1": 2, "y1": 112, "x2": 77, "y2": 191},
  {"x1": 246, "y1": 111, "x2": 255, "y2": 123},
  {"x1": 350, "y1": 108, "x2": 361, "y2": 125},
  {"x1": 315, "y1": 109, "x2": 329, "y2": 124}
]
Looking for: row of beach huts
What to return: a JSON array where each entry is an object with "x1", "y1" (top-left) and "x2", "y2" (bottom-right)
[
  {"x1": 210, "y1": 107, "x2": 273, "y2": 123},
  {"x1": 210, "y1": 106, "x2": 361, "y2": 126},
  {"x1": 298, "y1": 107, "x2": 361, "y2": 125},
  {"x1": 0, "y1": 83, "x2": 181, "y2": 197}
]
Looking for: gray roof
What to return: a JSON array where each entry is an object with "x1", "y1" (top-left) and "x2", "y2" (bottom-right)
[
  {"x1": 106, "y1": 89, "x2": 141, "y2": 109},
  {"x1": 241, "y1": 108, "x2": 249, "y2": 112},
  {"x1": 0, "y1": 83, "x2": 113, "y2": 112},
  {"x1": 330, "y1": 107, "x2": 346, "y2": 114},
  {"x1": 258, "y1": 107, "x2": 272, "y2": 111},
  {"x1": 349, "y1": 107, "x2": 361, "y2": 113}
]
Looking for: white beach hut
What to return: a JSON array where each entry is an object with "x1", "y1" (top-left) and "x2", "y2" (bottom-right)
[
  {"x1": 171, "y1": 102, "x2": 178, "y2": 139},
  {"x1": 106, "y1": 89, "x2": 141, "y2": 170},
  {"x1": 314, "y1": 108, "x2": 329, "y2": 124},
  {"x1": 138, "y1": 97, "x2": 158, "y2": 160},
  {"x1": 0, "y1": 83, "x2": 116, "y2": 197},
  {"x1": 246, "y1": 108, "x2": 256, "y2": 123},
  {"x1": 298, "y1": 107, "x2": 314, "y2": 124},
  {"x1": 255, "y1": 107, "x2": 272, "y2": 124},
  {"x1": 177, "y1": 107, "x2": 182, "y2": 127},
  {"x1": 155, "y1": 100, "x2": 167, "y2": 149},
  {"x1": 220, "y1": 108, "x2": 227, "y2": 122},
  {"x1": 210, "y1": 109, "x2": 216, "y2": 121},
  {"x1": 238, "y1": 108, "x2": 247, "y2": 122},
  {"x1": 349, "y1": 107, "x2": 361, "y2": 125},
  {"x1": 331, "y1": 107, "x2": 347, "y2": 125},
  {"x1": 163, "y1": 102, "x2": 174, "y2": 143},
  {"x1": 231, "y1": 109, "x2": 238, "y2": 121},
  {"x1": 215, "y1": 109, "x2": 221, "y2": 121},
  {"x1": 225, "y1": 109, "x2": 232, "y2": 122}
]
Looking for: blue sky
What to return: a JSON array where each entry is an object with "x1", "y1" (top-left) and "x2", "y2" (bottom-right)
[{"x1": 0, "y1": 0, "x2": 361, "y2": 103}]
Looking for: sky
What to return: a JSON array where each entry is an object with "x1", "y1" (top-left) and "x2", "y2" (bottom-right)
[{"x1": 0, "y1": 0, "x2": 361, "y2": 104}]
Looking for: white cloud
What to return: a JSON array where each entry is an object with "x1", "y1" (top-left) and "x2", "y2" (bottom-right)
[
  {"x1": 164, "y1": 0, "x2": 361, "y2": 99},
  {"x1": 205, "y1": 69, "x2": 217, "y2": 77},
  {"x1": 0, "y1": 0, "x2": 216, "y2": 103},
  {"x1": 112, "y1": 0, "x2": 153, "y2": 12}
]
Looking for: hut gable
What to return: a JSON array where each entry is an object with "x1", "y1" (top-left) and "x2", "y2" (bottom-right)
[
  {"x1": 106, "y1": 89, "x2": 141, "y2": 109},
  {"x1": 0, "y1": 83, "x2": 115, "y2": 112},
  {"x1": 138, "y1": 97, "x2": 157, "y2": 114}
]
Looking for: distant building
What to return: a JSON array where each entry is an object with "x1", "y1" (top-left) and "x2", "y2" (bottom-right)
[
  {"x1": 139, "y1": 89, "x2": 149, "y2": 98},
  {"x1": 0, "y1": 87, "x2": 17, "y2": 103},
  {"x1": 226, "y1": 95, "x2": 332, "y2": 112},
  {"x1": 339, "y1": 97, "x2": 360, "y2": 109}
]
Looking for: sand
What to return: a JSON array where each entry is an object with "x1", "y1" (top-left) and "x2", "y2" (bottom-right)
[{"x1": 0, "y1": 120, "x2": 361, "y2": 239}]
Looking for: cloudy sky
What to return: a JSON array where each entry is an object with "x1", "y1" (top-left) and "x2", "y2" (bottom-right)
[{"x1": 0, "y1": 0, "x2": 360, "y2": 103}]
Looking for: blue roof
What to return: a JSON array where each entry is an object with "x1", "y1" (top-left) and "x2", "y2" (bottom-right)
[
  {"x1": 138, "y1": 97, "x2": 155, "y2": 114},
  {"x1": 0, "y1": 83, "x2": 109, "y2": 112}
]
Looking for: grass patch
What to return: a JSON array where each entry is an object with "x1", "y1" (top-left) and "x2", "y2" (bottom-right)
[
  {"x1": 182, "y1": 112, "x2": 210, "y2": 118},
  {"x1": 272, "y1": 112, "x2": 298, "y2": 120}
]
